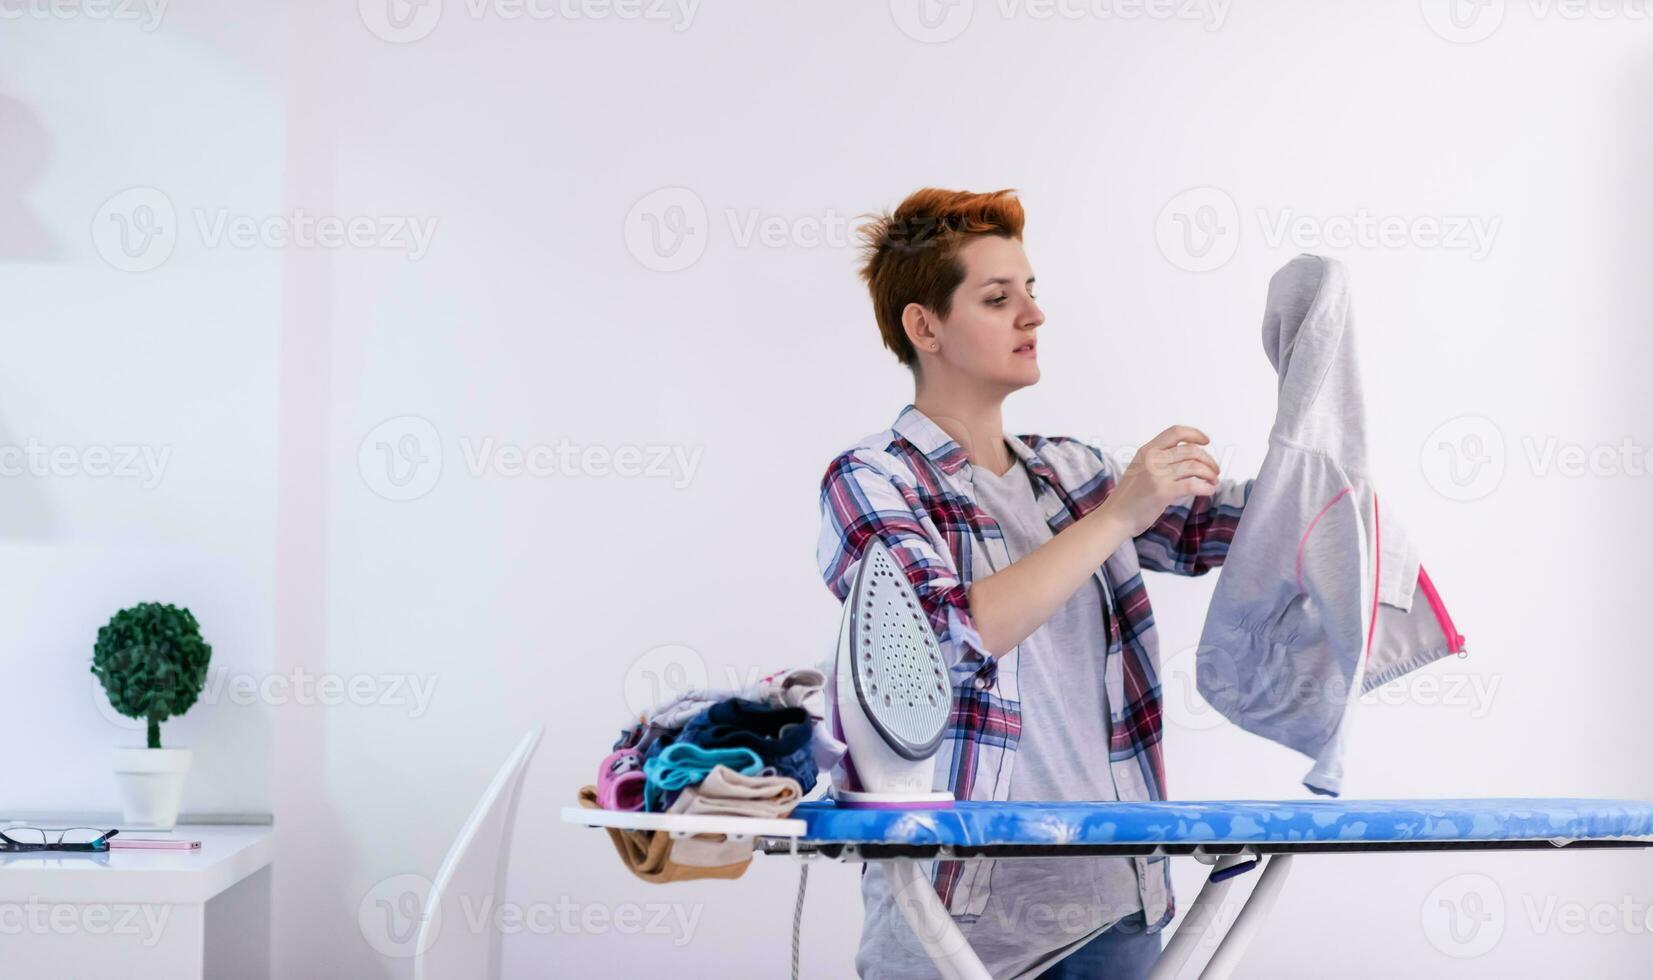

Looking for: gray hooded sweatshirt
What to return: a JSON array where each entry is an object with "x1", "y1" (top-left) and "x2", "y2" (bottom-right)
[{"x1": 1197, "y1": 254, "x2": 1468, "y2": 796}]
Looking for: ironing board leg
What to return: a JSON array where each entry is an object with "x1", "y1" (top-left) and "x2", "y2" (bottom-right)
[
  {"x1": 1145, "y1": 854, "x2": 1251, "y2": 980},
  {"x1": 884, "y1": 860, "x2": 993, "y2": 980},
  {"x1": 1197, "y1": 854, "x2": 1293, "y2": 980}
]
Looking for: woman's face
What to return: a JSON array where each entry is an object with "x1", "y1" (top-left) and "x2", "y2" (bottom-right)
[{"x1": 915, "y1": 234, "x2": 1043, "y2": 392}]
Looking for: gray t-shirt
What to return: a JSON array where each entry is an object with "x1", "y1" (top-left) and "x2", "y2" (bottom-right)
[{"x1": 854, "y1": 453, "x2": 1142, "y2": 979}]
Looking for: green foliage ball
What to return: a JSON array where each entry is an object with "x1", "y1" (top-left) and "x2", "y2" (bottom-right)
[{"x1": 91, "y1": 602, "x2": 212, "y2": 749}]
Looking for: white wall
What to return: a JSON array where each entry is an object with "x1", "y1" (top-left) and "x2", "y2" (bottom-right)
[
  {"x1": 288, "y1": 3, "x2": 1653, "y2": 977},
  {"x1": 0, "y1": 3, "x2": 284, "y2": 817},
  {"x1": 9, "y1": 1, "x2": 1652, "y2": 977}
]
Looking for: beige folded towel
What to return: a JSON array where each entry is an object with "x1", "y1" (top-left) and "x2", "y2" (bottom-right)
[
  {"x1": 663, "y1": 766, "x2": 803, "y2": 867},
  {"x1": 577, "y1": 785, "x2": 750, "y2": 883}
]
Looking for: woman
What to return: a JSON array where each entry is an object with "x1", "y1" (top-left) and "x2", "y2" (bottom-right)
[{"x1": 815, "y1": 188, "x2": 1255, "y2": 979}]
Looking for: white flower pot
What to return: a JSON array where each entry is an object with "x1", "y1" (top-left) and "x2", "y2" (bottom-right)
[{"x1": 113, "y1": 748, "x2": 191, "y2": 830}]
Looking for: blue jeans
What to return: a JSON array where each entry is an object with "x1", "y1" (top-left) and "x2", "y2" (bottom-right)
[{"x1": 1035, "y1": 910, "x2": 1161, "y2": 980}]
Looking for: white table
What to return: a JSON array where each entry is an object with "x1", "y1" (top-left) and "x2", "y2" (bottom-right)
[{"x1": 0, "y1": 824, "x2": 274, "y2": 980}]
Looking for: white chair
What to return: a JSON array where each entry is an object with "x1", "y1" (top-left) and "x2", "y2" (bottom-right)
[{"x1": 415, "y1": 727, "x2": 544, "y2": 980}]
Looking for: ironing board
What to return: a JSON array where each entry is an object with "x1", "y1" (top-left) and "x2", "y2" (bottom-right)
[{"x1": 563, "y1": 797, "x2": 1653, "y2": 979}]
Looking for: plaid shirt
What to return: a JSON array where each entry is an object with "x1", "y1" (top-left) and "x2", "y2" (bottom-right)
[{"x1": 816, "y1": 403, "x2": 1253, "y2": 927}]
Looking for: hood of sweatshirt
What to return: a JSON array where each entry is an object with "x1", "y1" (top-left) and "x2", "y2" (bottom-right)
[{"x1": 1261, "y1": 253, "x2": 1368, "y2": 474}]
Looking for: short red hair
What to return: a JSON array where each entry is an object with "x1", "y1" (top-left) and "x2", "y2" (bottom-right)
[{"x1": 855, "y1": 188, "x2": 1026, "y2": 370}]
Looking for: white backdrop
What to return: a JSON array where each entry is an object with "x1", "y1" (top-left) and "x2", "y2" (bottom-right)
[{"x1": 5, "y1": 1, "x2": 1652, "y2": 977}]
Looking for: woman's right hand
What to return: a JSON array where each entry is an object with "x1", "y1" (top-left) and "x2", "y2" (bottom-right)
[{"x1": 1101, "y1": 425, "x2": 1221, "y2": 537}]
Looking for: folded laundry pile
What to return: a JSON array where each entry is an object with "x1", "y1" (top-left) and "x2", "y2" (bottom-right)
[{"x1": 578, "y1": 666, "x2": 844, "y2": 884}]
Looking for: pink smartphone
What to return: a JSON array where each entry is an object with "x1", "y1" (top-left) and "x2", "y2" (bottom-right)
[{"x1": 110, "y1": 837, "x2": 202, "y2": 850}]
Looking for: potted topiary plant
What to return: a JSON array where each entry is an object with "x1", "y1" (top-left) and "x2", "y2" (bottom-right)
[{"x1": 90, "y1": 602, "x2": 213, "y2": 830}]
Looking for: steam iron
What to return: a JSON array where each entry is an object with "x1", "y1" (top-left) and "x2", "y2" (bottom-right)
[{"x1": 830, "y1": 536, "x2": 954, "y2": 809}]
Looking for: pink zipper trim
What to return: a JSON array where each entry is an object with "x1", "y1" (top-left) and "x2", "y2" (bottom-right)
[
  {"x1": 1416, "y1": 563, "x2": 1467, "y2": 654},
  {"x1": 1301, "y1": 489, "x2": 1465, "y2": 661},
  {"x1": 1363, "y1": 492, "x2": 1382, "y2": 663}
]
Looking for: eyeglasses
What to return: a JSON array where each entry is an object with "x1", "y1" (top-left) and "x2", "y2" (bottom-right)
[{"x1": 0, "y1": 827, "x2": 120, "y2": 852}]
